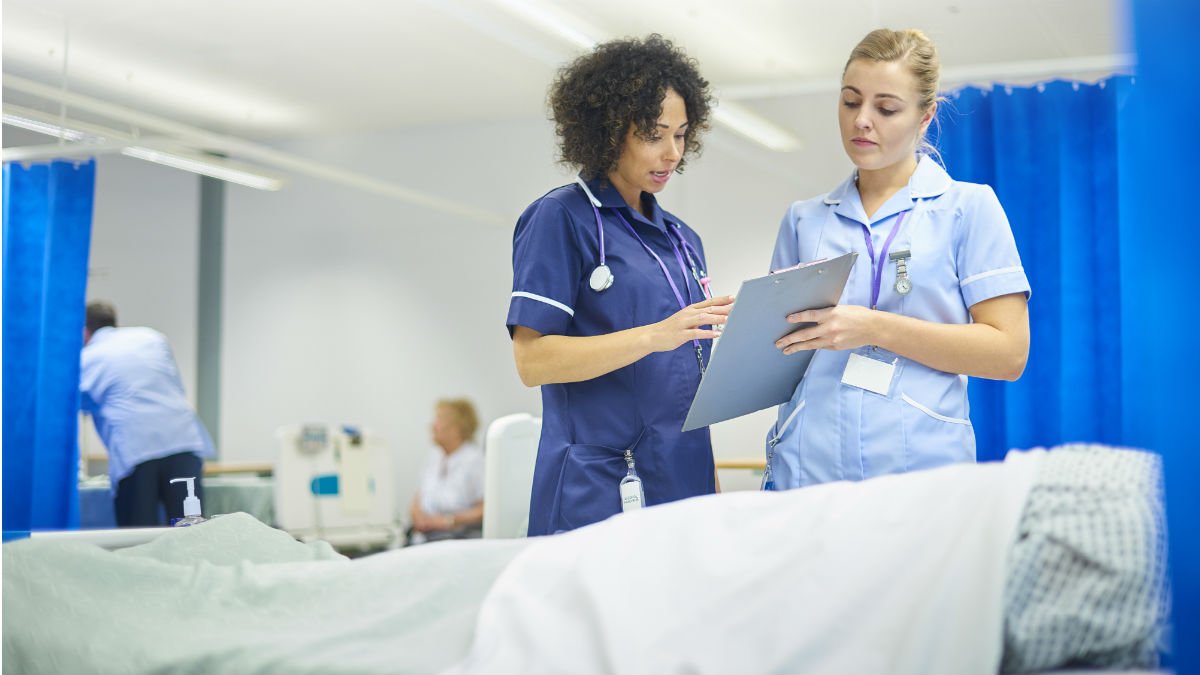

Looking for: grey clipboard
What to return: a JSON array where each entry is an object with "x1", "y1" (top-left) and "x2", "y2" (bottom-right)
[{"x1": 682, "y1": 252, "x2": 857, "y2": 431}]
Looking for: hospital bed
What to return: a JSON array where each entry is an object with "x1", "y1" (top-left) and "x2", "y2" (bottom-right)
[
  {"x1": 33, "y1": 412, "x2": 536, "y2": 548},
  {"x1": 78, "y1": 473, "x2": 277, "y2": 529},
  {"x1": 2, "y1": 444, "x2": 1167, "y2": 675}
]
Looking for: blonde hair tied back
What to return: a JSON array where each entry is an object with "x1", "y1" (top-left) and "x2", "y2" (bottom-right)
[{"x1": 844, "y1": 28, "x2": 943, "y2": 159}]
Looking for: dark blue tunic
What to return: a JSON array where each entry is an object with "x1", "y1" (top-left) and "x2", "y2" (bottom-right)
[{"x1": 506, "y1": 176, "x2": 715, "y2": 535}]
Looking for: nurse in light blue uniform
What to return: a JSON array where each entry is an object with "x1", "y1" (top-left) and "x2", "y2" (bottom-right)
[
  {"x1": 765, "y1": 28, "x2": 1031, "y2": 489},
  {"x1": 507, "y1": 35, "x2": 733, "y2": 535}
]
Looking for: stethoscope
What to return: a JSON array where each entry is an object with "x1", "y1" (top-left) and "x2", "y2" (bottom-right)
[
  {"x1": 575, "y1": 177, "x2": 711, "y2": 299},
  {"x1": 575, "y1": 176, "x2": 713, "y2": 374}
]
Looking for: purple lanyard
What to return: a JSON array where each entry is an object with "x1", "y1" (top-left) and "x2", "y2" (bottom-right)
[
  {"x1": 613, "y1": 212, "x2": 694, "y2": 314},
  {"x1": 613, "y1": 212, "x2": 707, "y2": 369},
  {"x1": 672, "y1": 224, "x2": 713, "y2": 300},
  {"x1": 860, "y1": 211, "x2": 907, "y2": 310}
]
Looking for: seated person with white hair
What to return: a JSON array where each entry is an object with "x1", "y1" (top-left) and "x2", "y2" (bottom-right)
[{"x1": 407, "y1": 398, "x2": 485, "y2": 545}]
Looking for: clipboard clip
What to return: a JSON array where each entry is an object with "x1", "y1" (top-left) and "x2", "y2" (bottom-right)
[{"x1": 769, "y1": 258, "x2": 829, "y2": 275}]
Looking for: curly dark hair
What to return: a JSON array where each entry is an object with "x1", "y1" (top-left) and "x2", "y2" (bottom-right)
[{"x1": 549, "y1": 34, "x2": 713, "y2": 180}]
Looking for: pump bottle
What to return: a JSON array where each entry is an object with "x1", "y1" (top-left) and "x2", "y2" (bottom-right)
[{"x1": 169, "y1": 477, "x2": 207, "y2": 527}]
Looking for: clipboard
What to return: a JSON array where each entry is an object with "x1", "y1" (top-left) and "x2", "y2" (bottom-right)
[{"x1": 682, "y1": 253, "x2": 857, "y2": 432}]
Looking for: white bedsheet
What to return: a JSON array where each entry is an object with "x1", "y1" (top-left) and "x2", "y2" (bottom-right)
[
  {"x1": 4, "y1": 450, "x2": 1043, "y2": 675},
  {"x1": 3, "y1": 513, "x2": 527, "y2": 675},
  {"x1": 450, "y1": 449, "x2": 1044, "y2": 675}
]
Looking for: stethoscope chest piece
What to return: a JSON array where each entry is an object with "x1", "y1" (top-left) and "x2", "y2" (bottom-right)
[{"x1": 589, "y1": 264, "x2": 614, "y2": 292}]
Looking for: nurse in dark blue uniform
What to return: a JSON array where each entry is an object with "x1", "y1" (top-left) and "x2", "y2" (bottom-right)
[{"x1": 507, "y1": 35, "x2": 732, "y2": 536}]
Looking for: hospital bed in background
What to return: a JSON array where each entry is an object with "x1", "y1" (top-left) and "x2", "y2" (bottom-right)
[
  {"x1": 274, "y1": 423, "x2": 398, "y2": 549},
  {"x1": 78, "y1": 473, "x2": 276, "y2": 529},
  {"x1": 71, "y1": 415, "x2": 508, "y2": 545},
  {"x1": 481, "y1": 413, "x2": 540, "y2": 539}
]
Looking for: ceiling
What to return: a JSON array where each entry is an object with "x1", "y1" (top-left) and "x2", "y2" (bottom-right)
[{"x1": 2, "y1": 0, "x2": 1130, "y2": 210}]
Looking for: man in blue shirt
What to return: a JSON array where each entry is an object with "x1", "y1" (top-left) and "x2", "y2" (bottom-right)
[{"x1": 79, "y1": 302, "x2": 215, "y2": 526}]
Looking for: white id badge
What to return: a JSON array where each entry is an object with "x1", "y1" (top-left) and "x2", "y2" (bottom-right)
[
  {"x1": 620, "y1": 480, "x2": 644, "y2": 511},
  {"x1": 841, "y1": 349, "x2": 897, "y2": 396}
]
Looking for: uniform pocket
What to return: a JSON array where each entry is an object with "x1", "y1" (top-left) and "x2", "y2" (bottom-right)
[
  {"x1": 550, "y1": 443, "x2": 627, "y2": 532},
  {"x1": 899, "y1": 393, "x2": 974, "y2": 468}
]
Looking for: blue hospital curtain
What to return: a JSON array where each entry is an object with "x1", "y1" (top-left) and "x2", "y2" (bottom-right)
[
  {"x1": 938, "y1": 78, "x2": 1130, "y2": 461},
  {"x1": 1128, "y1": 0, "x2": 1199, "y2": 669},
  {"x1": 2, "y1": 159, "x2": 96, "y2": 537},
  {"x1": 939, "y1": 47, "x2": 1198, "y2": 667}
]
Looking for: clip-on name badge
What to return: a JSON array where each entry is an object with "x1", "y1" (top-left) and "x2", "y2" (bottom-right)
[
  {"x1": 841, "y1": 347, "x2": 897, "y2": 396},
  {"x1": 846, "y1": 211, "x2": 909, "y2": 396}
]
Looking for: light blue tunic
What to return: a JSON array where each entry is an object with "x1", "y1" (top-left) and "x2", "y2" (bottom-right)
[
  {"x1": 80, "y1": 326, "x2": 215, "y2": 485},
  {"x1": 766, "y1": 156, "x2": 1030, "y2": 488}
]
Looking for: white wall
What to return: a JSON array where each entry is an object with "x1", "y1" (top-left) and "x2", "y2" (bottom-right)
[{"x1": 80, "y1": 113, "x2": 854, "y2": 510}]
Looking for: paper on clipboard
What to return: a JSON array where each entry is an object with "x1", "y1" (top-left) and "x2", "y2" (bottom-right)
[{"x1": 682, "y1": 252, "x2": 857, "y2": 432}]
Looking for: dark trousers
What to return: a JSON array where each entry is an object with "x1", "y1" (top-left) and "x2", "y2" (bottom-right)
[{"x1": 114, "y1": 452, "x2": 204, "y2": 527}]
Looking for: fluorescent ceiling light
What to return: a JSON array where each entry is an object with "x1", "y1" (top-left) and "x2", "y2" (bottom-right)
[
  {"x1": 3, "y1": 110, "x2": 283, "y2": 191},
  {"x1": 482, "y1": 0, "x2": 802, "y2": 152},
  {"x1": 712, "y1": 101, "x2": 801, "y2": 152},
  {"x1": 120, "y1": 147, "x2": 284, "y2": 191},
  {"x1": 4, "y1": 104, "x2": 125, "y2": 143},
  {"x1": 2, "y1": 113, "x2": 93, "y2": 142},
  {"x1": 2, "y1": 140, "x2": 129, "y2": 163},
  {"x1": 3, "y1": 82, "x2": 505, "y2": 220}
]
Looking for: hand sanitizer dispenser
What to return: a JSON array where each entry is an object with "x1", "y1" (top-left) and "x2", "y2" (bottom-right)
[{"x1": 169, "y1": 477, "x2": 207, "y2": 527}]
